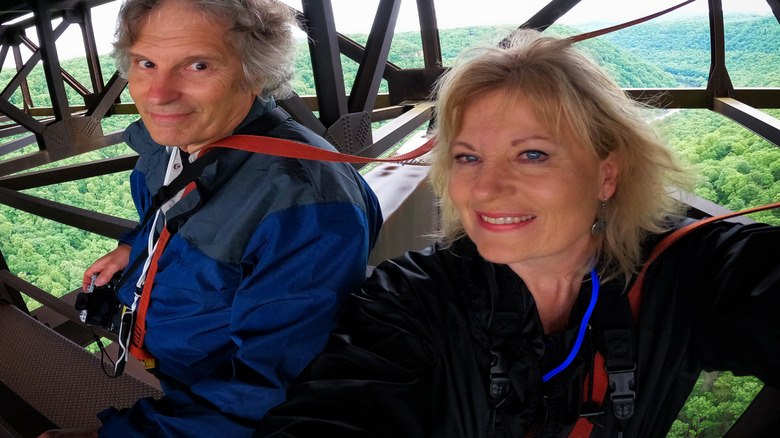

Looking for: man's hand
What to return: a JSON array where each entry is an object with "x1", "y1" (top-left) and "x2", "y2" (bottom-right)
[
  {"x1": 37, "y1": 428, "x2": 99, "y2": 438},
  {"x1": 82, "y1": 244, "x2": 132, "y2": 291}
]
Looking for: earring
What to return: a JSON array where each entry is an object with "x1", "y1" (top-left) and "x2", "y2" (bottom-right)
[{"x1": 591, "y1": 200, "x2": 607, "y2": 235}]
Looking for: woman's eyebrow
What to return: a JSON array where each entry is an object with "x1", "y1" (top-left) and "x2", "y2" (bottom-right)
[
  {"x1": 451, "y1": 140, "x2": 476, "y2": 150},
  {"x1": 510, "y1": 135, "x2": 550, "y2": 147}
]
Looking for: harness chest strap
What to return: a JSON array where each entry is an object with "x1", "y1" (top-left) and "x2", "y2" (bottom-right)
[
  {"x1": 127, "y1": 182, "x2": 198, "y2": 367},
  {"x1": 127, "y1": 224, "x2": 169, "y2": 366},
  {"x1": 569, "y1": 200, "x2": 780, "y2": 437},
  {"x1": 122, "y1": 107, "x2": 294, "y2": 368}
]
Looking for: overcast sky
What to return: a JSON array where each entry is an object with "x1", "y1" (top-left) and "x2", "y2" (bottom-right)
[{"x1": 3, "y1": 0, "x2": 774, "y2": 66}]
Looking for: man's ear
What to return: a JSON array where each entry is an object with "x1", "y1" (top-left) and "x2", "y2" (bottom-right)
[{"x1": 599, "y1": 152, "x2": 619, "y2": 200}]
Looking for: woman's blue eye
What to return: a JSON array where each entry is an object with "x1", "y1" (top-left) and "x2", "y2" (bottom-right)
[
  {"x1": 455, "y1": 154, "x2": 479, "y2": 163},
  {"x1": 138, "y1": 60, "x2": 155, "y2": 69},
  {"x1": 521, "y1": 150, "x2": 548, "y2": 161}
]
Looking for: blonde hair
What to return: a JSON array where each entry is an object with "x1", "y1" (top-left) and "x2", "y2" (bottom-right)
[{"x1": 429, "y1": 29, "x2": 690, "y2": 281}]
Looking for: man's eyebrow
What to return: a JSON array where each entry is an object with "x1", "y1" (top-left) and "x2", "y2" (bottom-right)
[
  {"x1": 180, "y1": 54, "x2": 223, "y2": 63},
  {"x1": 126, "y1": 52, "x2": 223, "y2": 63}
]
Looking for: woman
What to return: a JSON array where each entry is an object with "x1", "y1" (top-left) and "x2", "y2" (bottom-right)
[{"x1": 256, "y1": 30, "x2": 780, "y2": 437}]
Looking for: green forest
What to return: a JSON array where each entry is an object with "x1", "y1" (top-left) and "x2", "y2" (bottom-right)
[{"x1": 1, "y1": 13, "x2": 779, "y2": 437}]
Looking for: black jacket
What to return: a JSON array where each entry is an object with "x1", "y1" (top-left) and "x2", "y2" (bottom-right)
[{"x1": 257, "y1": 219, "x2": 780, "y2": 437}]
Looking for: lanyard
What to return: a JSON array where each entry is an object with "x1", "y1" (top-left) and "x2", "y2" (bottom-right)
[
  {"x1": 119, "y1": 150, "x2": 197, "y2": 368},
  {"x1": 542, "y1": 269, "x2": 600, "y2": 382}
]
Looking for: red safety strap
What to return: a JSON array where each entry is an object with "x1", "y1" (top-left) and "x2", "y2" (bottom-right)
[
  {"x1": 569, "y1": 200, "x2": 780, "y2": 437},
  {"x1": 629, "y1": 200, "x2": 780, "y2": 320},
  {"x1": 128, "y1": 182, "x2": 198, "y2": 365},
  {"x1": 569, "y1": 354, "x2": 607, "y2": 438},
  {"x1": 195, "y1": 2, "x2": 701, "y2": 167},
  {"x1": 117, "y1": 0, "x2": 751, "y2": 399},
  {"x1": 567, "y1": 0, "x2": 696, "y2": 43},
  {"x1": 117, "y1": 0, "x2": 701, "y2": 380},
  {"x1": 124, "y1": 133, "x2": 434, "y2": 367},
  {"x1": 123, "y1": 135, "x2": 434, "y2": 368},
  {"x1": 124, "y1": 134, "x2": 434, "y2": 367},
  {"x1": 208, "y1": 134, "x2": 434, "y2": 164},
  {"x1": 127, "y1": 224, "x2": 169, "y2": 362}
]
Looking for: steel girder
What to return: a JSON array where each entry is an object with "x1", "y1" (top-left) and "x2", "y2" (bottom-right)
[
  {"x1": 0, "y1": 0, "x2": 778, "y2": 432},
  {"x1": 0, "y1": 0, "x2": 778, "y2": 335}
]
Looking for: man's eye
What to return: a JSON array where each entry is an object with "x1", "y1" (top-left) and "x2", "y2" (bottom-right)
[
  {"x1": 137, "y1": 60, "x2": 155, "y2": 69},
  {"x1": 190, "y1": 62, "x2": 208, "y2": 71}
]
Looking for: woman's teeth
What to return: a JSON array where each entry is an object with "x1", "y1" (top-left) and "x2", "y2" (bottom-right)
[{"x1": 481, "y1": 215, "x2": 534, "y2": 224}]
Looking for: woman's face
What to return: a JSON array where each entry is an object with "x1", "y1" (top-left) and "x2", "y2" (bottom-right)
[{"x1": 448, "y1": 90, "x2": 618, "y2": 274}]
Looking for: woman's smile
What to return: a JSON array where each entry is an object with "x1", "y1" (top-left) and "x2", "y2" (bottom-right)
[{"x1": 478, "y1": 213, "x2": 536, "y2": 226}]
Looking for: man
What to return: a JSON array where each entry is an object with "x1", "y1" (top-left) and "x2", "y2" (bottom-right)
[{"x1": 39, "y1": 0, "x2": 381, "y2": 436}]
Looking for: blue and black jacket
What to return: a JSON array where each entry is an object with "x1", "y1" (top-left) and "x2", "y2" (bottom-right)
[{"x1": 98, "y1": 98, "x2": 382, "y2": 437}]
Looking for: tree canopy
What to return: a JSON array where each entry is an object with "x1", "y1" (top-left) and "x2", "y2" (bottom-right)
[{"x1": 1, "y1": 14, "x2": 778, "y2": 436}]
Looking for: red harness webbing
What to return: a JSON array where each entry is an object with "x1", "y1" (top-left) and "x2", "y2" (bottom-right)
[
  {"x1": 123, "y1": 133, "x2": 436, "y2": 364},
  {"x1": 187, "y1": 2, "x2": 705, "y2": 170},
  {"x1": 566, "y1": 0, "x2": 696, "y2": 43},
  {"x1": 209, "y1": 134, "x2": 434, "y2": 164},
  {"x1": 569, "y1": 354, "x2": 607, "y2": 438},
  {"x1": 128, "y1": 224, "x2": 169, "y2": 362},
  {"x1": 568, "y1": 200, "x2": 780, "y2": 437},
  {"x1": 128, "y1": 182, "x2": 197, "y2": 365}
]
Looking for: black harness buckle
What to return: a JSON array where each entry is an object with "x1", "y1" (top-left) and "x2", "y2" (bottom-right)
[
  {"x1": 489, "y1": 349, "x2": 511, "y2": 404},
  {"x1": 607, "y1": 366, "x2": 636, "y2": 420}
]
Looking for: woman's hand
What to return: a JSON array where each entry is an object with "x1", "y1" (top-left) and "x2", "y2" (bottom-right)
[{"x1": 82, "y1": 244, "x2": 132, "y2": 291}]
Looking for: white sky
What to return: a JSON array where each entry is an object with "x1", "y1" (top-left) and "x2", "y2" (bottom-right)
[{"x1": 2, "y1": 0, "x2": 774, "y2": 66}]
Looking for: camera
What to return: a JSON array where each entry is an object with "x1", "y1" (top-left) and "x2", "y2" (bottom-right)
[{"x1": 75, "y1": 271, "x2": 124, "y2": 334}]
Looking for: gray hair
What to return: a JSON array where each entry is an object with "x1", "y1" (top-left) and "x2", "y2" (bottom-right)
[{"x1": 112, "y1": 0, "x2": 298, "y2": 99}]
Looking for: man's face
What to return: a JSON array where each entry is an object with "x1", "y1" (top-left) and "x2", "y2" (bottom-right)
[{"x1": 127, "y1": 0, "x2": 261, "y2": 153}]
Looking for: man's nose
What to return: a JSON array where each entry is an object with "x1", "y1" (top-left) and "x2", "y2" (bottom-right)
[{"x1": 144, "y1": 71, "x2": 182, "y2": 104}]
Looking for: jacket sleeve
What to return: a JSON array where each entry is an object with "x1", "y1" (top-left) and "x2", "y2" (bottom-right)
[
  {"x1": 692, "y1": 222, "x2": 780, "y2": 387},
  {"x1": 255, "y1": 254, "x2": 441, "y2": 438},
  {"x1": 647, "y1": 221, "x2": 780, "y2": 388},
  {"x1": 98, "y1": 201, "x2": 377, "y2": 438}
]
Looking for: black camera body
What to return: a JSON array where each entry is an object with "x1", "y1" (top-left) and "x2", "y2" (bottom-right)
[{"x1": 75, "y1": 271, "x2": 124, "y2": 334}]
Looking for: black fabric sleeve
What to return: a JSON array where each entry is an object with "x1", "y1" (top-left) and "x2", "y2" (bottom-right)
[
  {"x1": 690, "y1": 222, "x2": 780, "y2": 387},
  {"x1": 644, "y1": 221, "x2": 780, "y2": 388},
  {"x1": 255, "y1": 256, "x2": 440, "y2": 438}
]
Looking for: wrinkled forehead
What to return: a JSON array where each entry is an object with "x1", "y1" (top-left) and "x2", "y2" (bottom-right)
[
  {"x1": 452, "y1": 87, "x2": 597, "y2": 157},
  {"x1": 131, "y1": 0, "x2": 229, "y2": 36},
  {"x1": 455, "y1": 87, "x2": 565, "y2": 136}
]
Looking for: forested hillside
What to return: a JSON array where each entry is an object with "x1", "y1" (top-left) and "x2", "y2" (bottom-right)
[
  {"x1": 603, "y1": 15, "x2": 780, "y2": 87},
  {"x1": 1, "y1": 14, "x2": 779, "y2": 437}
]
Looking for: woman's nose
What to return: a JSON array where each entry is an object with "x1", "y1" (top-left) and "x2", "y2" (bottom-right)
[{"x1": 471, "y1": 162, "x2": 514, "y2": 200}]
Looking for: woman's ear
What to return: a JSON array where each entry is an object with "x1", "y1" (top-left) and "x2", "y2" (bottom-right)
[{"x1": 599, "y1": 152, "x2": 619, "y2": 200}]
